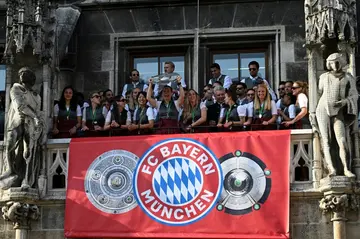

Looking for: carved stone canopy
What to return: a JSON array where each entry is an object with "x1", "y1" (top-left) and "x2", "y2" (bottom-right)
[
  {"x1": 4, "y1": 0, "x2": 57, "y2": 65},
  {"x1": 305, "y1": 0, "x2": 357, "y2": 46}
]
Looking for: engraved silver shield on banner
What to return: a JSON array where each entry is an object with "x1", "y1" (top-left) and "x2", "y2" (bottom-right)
[
  {"x1": 85, "y1": 150, "x2": 139, "y2": 214},
  {"x1": 216, "y1": 150, "x2": 271, "y2": 215}
]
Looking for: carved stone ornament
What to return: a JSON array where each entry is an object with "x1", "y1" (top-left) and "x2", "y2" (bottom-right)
[
  {"x1": 314, "y1": 53, "x2": 358, "y2": 178},
  {"x1": 0, "y1": 67, "x2": 47, "y2": 190},
  {"x1": 4, "y1": 0, "x2": 57, "y2": 64},
  {"x1": 319, "y1": 194, "x2": 348, "y2": 214},
  {"x1": 305, "y1": 0, "x2": 357, "y2": 45},
  {"x1": 1, "y1": 201, "x2": 40, "y2": 229}
]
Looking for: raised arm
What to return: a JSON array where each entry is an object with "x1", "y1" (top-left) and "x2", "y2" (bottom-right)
[
  {"x1": 176, "y1": 76, "x2": 185, "y2": 107},
  {"x1": 146, "y1": 79, "x2": 157, "y2": 108}
]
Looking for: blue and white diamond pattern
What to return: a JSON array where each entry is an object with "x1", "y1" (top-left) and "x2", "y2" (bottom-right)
[{"x1": 153, "y1": 158, "x2": 202, "y2": 205}]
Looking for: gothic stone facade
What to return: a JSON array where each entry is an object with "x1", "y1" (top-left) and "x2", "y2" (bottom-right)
[{"x1": 0, "y1": 0, "x2": 359, "y2": 239}]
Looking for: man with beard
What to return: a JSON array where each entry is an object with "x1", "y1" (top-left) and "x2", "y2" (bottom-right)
[{"x1": 241, "y1": 61, "x2": 277, "y2": 100}]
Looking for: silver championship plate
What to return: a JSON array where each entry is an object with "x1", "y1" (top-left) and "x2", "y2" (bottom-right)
[
  {"x1": 148, "y1": 72, "x2": 181, "y2": 93},
  {"x1": 84, "y1": 150, "x2": 139, "y2": 214},
  {"x1": 216, "y1": 150, "x2": 271, "y2": 215},
  {"x1": 148, "y1": 72, "x2": 180, "y2": 86}
]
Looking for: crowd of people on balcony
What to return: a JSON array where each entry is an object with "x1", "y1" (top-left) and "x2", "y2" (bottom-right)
[{"x1": 51, "y1": 61, "x2": 310, "y2": 138}]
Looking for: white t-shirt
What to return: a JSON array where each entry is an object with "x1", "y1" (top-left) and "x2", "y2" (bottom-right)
[
  {"x1": 199, "y1": 101, "x2": 207, "y2": 110},
  {"x1": 105, "y1": 110, "x2": 132, "y2": 124},
  {"x1": 102, "y1": 105, "x2": 112, "y2": 119},
  {"x1": 297, "y1": 93, "x2": 308, "y2": 109},
  {"x1": 237, "y1": 105, "x2": 247, "y2": 117},
  {"x1": 133, "y1": 107, "x2": 155, "y2": 122},
  {"x1": 245, "y1": 102, "x2": 253, "y2": 117},
  {"x1": 208, "y1": 74, "x2": 232, "y2": 89},
  {"x1": 82, "y1": 102, "x2": 90, "y2": 109},
  {"x1": 53, "y1": 104, "x2": 82, "y2": 117},
  {"x1": 247, "y1": 100, "x2": 277, "y2": 117},
  {"x1": 287, "y1": 104, "x2": 296, "y2": 119}
]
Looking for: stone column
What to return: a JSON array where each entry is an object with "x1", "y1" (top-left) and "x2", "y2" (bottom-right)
[
  {"x1": 1, "y1": 201, "x2": 40, "y2": 239},
  {"x1": 307, "y1": 47, "x2": 322, "y2": 188},
  {"x1": 319, "y1": 177, "x2": 356, "y2": 239}
]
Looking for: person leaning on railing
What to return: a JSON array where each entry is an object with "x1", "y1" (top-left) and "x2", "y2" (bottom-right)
[
  {"x1": 52, "y1": 86, "x2": 82, "y2": 138},
  {"x1": 180, "y1": 89, "x2": 207, "y2": 133},
  {"x1": 245, "y1": 83, "x2": 277, "y2": 131},
  {"x1": 147, "y1": 76, "x2": 184, "y2": 134},
  {"x1": 278, "y1": 93, "x2": 297, "y2": 129},
  {"x1": 104, "y1": 95, "x2": 132, "y2": 136},
  {"x1": 81, "y1": 91, "x2": 106, "y2": 137},
  {"x1": 217, "y1": 85, "x2": 246, "y2": 131},
  {"x1": 127, "y1": 91, "x2": 155, "y2": 135},
  {"x1": 282, "y1": 81, "x2": 310, "y2": 129}
]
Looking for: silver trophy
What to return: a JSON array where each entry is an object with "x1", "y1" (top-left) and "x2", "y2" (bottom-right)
[{"x1": 149, "y1": 72, "x2": 180, "y2": 85}]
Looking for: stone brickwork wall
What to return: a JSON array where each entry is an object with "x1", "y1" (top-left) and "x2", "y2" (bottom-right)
[{"x1": 66, "y1": 0, "x2": 308, "y2": 95}]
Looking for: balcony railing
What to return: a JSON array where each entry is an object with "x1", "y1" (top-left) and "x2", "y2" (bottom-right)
[{"x1": 42, "y1": 129, "x2": 315, "y2": 199}]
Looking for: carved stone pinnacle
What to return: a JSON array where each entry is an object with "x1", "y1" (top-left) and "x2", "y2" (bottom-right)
[{"x1": 1, "y1": 201, "x2": 40, "y2": 229}]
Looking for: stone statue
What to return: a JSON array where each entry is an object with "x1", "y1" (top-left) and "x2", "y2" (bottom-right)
[
  {"x1": 0, "y1": 67, "x2": 46, "y2": 190},
  {"x1": 315, "y1": 53, "x2": 357, "y2": 178}
]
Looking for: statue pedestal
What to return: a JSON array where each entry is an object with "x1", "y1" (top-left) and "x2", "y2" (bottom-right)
[
  {"x1": 319, "y1": 176, "x2": 354, "y2": 195},
  {"x1": 0, "y1": 187, "x2": 39, "y2": 203},
  {"x1": 319, "y1": 176, "x2": 355, "y2": 239}
]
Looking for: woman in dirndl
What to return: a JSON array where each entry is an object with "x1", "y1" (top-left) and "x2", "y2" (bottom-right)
[{"x1": 52, "y1": 86, "x2": 82, "y2": 138}]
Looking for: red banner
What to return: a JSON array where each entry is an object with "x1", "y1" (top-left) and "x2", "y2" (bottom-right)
[{"x1": 65, "y1": 131, "x2": 290, "y2": 238}]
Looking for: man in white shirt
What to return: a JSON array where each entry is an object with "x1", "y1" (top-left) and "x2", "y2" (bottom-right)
[
  {"x1": 154, "y1": 61, "x2": 186, "y2": 97},
  {"x1": 208, "y1": 63, "x2": 232, "y2": 89},
  {"x1": 241, "y1": 61, "x2": 277, "y2": 101}
]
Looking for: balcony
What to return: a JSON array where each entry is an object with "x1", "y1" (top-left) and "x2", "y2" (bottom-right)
[{"x1": 42, "y1": 129, "x2": 314, "y2": 200}]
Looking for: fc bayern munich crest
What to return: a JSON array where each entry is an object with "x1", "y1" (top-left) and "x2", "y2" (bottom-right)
[{"x1": 133, "y1": 138, "x2": 222, "y2": 226}]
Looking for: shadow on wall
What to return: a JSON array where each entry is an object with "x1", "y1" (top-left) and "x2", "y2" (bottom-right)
[
  {"x1": 0, "y1": 90, "x2": 4, "y2": 140},
  {"x1": 357, "y1": 77, "x2": 360, "y2": 128}
]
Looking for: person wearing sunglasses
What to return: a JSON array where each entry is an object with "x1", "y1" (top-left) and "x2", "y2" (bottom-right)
[
  {"x1": 81, "y1": 91, "x2": 106, "y2": 136},
  {"x1": 276, "y1": 81, "x2": 287, "y2": 127},
  {"x1": 104, "y1": 95, "x2": 132, "y2": 135},
  {"x1": 282, "y1": 81, "x2": 310, "y2": 129},
  {"x1": 121, "y1": 69, "x2": 148, "y2": 97},
  {"x1": 241, "y1": 61, "x2": 277, "y2": 101},
  {"x1": 201, "y1": 84, "x2": 214, "y2": 107},
  {"x1": 235, "y1": 82, "x2": 248, "y2": 105}
]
